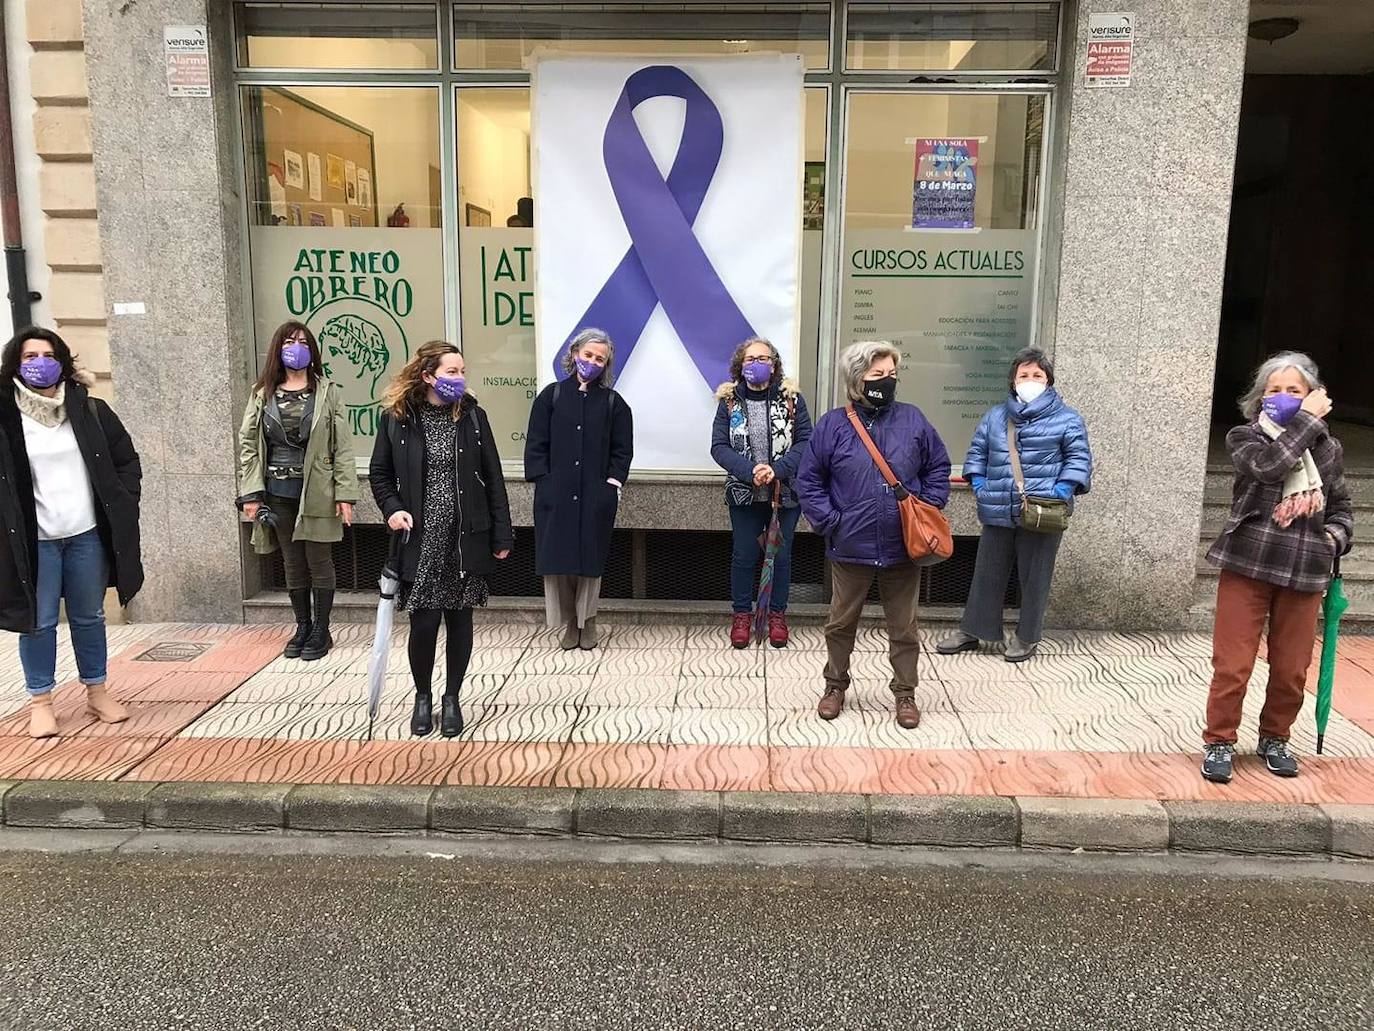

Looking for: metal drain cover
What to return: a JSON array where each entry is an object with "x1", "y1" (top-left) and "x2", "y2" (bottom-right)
[{"x1": 134, "y1": 642, "x2": 211, "y2": 663}]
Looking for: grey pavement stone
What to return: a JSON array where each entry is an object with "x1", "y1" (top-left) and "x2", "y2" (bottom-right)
[
  {"x1": 721, "y1": 791, "x2": 867, "y2": 843},
  {"x1": 0, "y1": 781, "x2": 18, "y2": 824},
  {"x1": 431, "y1": 786, "x2": 575, "y2": 836},
  {"x1": 285, "y1": 785, "x2": 432, "y2": 834},
  {"x1": 5, "y1": 781, "x2": 157, "y2": 829},
  {"x1": 146, "y1": 782, "x2": 290, "y2": 832},
  {"x1": 869, "y1": 794, "x2": 1018, "y2": 847},
  {"x1": 1019, "y1": 796, "x2": 1169, "y2": 852},
  {"x1": 1164, "y1": 801, "x2": 1331, "y2": 856},
  {"x1": 577, "y1": 788, "x2": 719, "y2": 840},
  {"x1": 1321, "y1": 804, "x2": 1374, "y2": 859}
]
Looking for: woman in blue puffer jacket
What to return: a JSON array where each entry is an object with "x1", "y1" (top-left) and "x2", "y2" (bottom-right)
[
  {"x1": 798, "y1": 340, "x2": 950, "y2": 731},
  {"x1": 937, "y1": 348, "x2": 1092, "y2": 663}
]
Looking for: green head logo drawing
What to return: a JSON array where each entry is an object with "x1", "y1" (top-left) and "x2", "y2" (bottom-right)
[{"x1": 305, "y1": 296, "x2": 409, "y2": 437}]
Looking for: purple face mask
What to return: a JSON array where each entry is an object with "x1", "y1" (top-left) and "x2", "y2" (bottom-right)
[
  {"x1": 1261, "y1": 392, "x2": 1303, "y2": 426},
  {"x1": 18, "y1": 355, "x2": 62, "y2": 390},
  {"x1": 574, "y1": 356, "x2": 604, "y2": 382},
  {"x1": 281, "y1": 341, "x2": 312, "y2": 371},
  {"x1": 742, "y1": 361, "x2": 772, "y2": 387},
  {"x1": 432, "y1": 375, "x2": 466, "y2": 404}
]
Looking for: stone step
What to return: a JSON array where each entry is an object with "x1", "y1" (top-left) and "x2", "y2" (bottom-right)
[
  {"x1": 1205, "y1": 466, "x2": 1374, "y2": 506},
  {"x1": 1191, "y1": 562, "x2": 1374, "y2": 625}
]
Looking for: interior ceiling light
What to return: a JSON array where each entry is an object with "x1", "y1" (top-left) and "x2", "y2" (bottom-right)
[{"x1": 1248, "y1": 17, "x2": 1300, "y2": 43}]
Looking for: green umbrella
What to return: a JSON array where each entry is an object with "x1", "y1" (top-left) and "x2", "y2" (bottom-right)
[{"x1": 1316, "y1": 556, "x2": 1348, "y2": 755}]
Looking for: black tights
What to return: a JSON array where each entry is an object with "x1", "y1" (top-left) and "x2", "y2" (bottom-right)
[{"x1": 407, "y1": 607, "x2": 474, "y2": 699}]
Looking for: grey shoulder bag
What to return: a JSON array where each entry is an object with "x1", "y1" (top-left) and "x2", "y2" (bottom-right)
[{"x1": 1007, "y1": 418, "x2": 1070, "y2": 534}]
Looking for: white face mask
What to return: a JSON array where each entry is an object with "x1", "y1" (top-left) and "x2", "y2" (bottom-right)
[{"x1": 1014, "y1": 380, "x2": 1047, "y2": 404}]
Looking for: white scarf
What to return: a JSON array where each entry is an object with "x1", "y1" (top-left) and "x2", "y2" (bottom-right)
[
  {"x1": 13, "y1": 379, "x2": 66, "y2": 429},
  {"x1": 1258, "y1": 413, "x2": 1324, "y2": 527}
]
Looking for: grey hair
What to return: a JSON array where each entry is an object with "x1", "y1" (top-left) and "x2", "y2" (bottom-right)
[
  {"x1": 841, "y1": 340, "x2": 903, "y2": 403},
  {"x1": 1238, "y1": 351, "x2": 1322, "y2": 419},
  {"x1": 561, "y1": 327, "x2": 616, "y2": 386}
]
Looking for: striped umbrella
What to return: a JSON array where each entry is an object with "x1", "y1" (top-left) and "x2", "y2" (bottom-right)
[{"x1": 752, "y1": 482, "x2": 784, "y2": 646}]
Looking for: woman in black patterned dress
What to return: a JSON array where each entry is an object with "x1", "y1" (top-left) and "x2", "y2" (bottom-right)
[{"x1": 370, "y1": 342, "x2": 513, "y2": 738}]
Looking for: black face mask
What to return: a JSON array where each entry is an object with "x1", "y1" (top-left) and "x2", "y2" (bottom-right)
[{"x1": 862, "y1": 375, "x2": 897, "y2": 408}]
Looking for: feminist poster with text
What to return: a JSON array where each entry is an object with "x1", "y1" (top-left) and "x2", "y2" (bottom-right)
[
  {"x1": 533, "y1": 55, "x2": 804, "y2": 472},
  {"x1": 912, "y1": 138, "x2": 979, "y2": 230}
]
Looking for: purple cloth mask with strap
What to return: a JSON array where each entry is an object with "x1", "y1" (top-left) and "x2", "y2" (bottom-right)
[
  {"x1": 1261, "y1": 392, "x2": 1303, "y2": 427},
  {"x1": 554, "y1": 65, "x2": 756, "y2": 389}
]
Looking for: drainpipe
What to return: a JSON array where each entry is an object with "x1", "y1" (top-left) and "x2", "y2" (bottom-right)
[{"x1": 0, "y1": 3, "x2": 38, "y2": 332}]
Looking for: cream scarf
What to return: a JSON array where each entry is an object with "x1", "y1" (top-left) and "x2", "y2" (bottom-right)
[
  {"x1": 1258, "y1": 413, "x2": 1324, "y2": 527},
  {"x1": 13, "y1": 379, "x2": 66, "y2": 429}
]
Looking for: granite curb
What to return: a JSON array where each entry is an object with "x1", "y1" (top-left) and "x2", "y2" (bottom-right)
[{"x1": 0, "y1": 781, "x2": 1369, "y2": 860}]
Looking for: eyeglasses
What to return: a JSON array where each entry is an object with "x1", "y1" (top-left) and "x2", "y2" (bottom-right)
[{"x1": 742, "y1": 356, "x2": 774, "y2": 366}]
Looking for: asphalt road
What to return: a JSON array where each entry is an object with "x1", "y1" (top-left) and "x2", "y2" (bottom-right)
[{"x1": 0, "y1": 837, "x2": 1369, "y2": 1031}]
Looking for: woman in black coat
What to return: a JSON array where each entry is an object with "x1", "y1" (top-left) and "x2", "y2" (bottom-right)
[
  {"x1": 370, "y1": 341, "x2": 513, "y2": 739},
  {"x1": 0, "y1": 327, "x2": 142, "y2": 739},
  {"x1": 524, "y1": 328, "x2": 634, "y2": 651}
]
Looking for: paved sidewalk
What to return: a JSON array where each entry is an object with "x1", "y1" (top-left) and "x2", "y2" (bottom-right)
[{"x1": 1, "y1": 622, "x2": 1373, "y2": 804}]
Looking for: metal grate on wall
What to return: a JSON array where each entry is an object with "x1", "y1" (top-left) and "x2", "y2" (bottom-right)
[{"x1": 262, "y1": 525, "x2": 1020, "y2": 608}]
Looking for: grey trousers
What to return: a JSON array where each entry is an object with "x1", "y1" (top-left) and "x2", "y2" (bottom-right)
[{"x1": 960, "y1": 525, "x2": 1062, "y2": 645}]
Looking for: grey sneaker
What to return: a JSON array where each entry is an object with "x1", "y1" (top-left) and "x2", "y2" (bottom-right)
[
  {"x1": 1004, "y1": 637, "x2": 1038, "y2": 663},
  {"x1": 1201, "y1": 743, "x2": 1234, "y2": 783},
  {"x1": 936, "y1": 631, "x2": 979, "y2": 655},
  {"x1": 559, "y1": 621, "x2": 580, "y2": 651},
  {"x1": 1257, "y1": 737, "x2": 1299, "y2": 777},
  {"x1": 578, "y1": 617, "x2": 599, "y2": 651}
]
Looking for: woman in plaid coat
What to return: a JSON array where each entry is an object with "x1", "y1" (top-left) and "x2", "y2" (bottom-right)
[{"x1": 1201, "y1": 352, "x2": 1353, "y2": 784}]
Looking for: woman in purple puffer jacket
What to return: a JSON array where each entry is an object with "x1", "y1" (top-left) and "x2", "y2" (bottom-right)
[{"x1": 797, "y1": 340, "x2": 951, "y2": 731}]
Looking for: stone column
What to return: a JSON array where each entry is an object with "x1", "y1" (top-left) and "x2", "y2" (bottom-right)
[
  {"x1": 82, "y1": 0, "x2": 245, "y2": 622},
  {"x1": 1047, "y1": 0, "x2": 1249, "y2": 629}
]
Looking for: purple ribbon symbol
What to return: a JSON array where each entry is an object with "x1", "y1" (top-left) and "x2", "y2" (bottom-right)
[{"x1": 556, "y1": 65, "x2": 756, "y2": 388}]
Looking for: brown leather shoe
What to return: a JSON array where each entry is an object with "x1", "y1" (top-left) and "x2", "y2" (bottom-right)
[
  {"x1": 817, "y1": 687, "x2": 845, "y2": 720},
  {"x1": 895, "y1": 696, "x2": 921, "y2": 730}
]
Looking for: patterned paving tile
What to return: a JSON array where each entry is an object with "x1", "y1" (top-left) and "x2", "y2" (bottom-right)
[
  {"x1": 462, "y1": 647, "x2": 532, "y2": 676},
  {"x1": 73, "y1": 701, "x2": 211, "y2": 740},
  {"x1": 584, "y1": 675, "x2": 679, "y2": 707},
  {"x1": 670, "y1": 707, "x2": 768, "y2": 747},
  {"x1": 769, "y1": 745, "x2": 885, "y2": 794},
  {"x1": 864, "y1": 709, "x2": 971, "y2": 751},
  {"x1": 518, "y1": 647, "x2": 603, "y2": 676},
  {"x1": 684, "y1": 625, "x2": 736, "y2": 651},
  {"x1": 675, "y1": 677, "x2": 765, "y2": 710},
  {"x1": 597, "y1": 649, "x2": 680, "y2": 677},
  {"x1": 1018, "y1": 654, "x2": 1110, "y2": 684},
  {"x1": 258, "y1": 646, "x2": 374, "y2": 677},
  {"x1": 0, "y1": 684, "x2": 98, "y2": 738},
  {"x1": 227, "y1": 671, "x2": 370, "y2": 706},
  {"x1": 680, "y1": 648, "x2": 764, "y2": 679},
  {"x1": 930, "y1": 652, "x2": 1033, "y2": 683},
  {"x1": 445, "y1": 740, "x2": 565, "y2": 788},
  {"x1": 551, "y1": 742, "x2": 668, "y2": 789},
  {"x1": 571, "y1": 706, "x2": 673, "y2": 746},
  {"x1": 660, "y1": 744, "x2": 769, "y2": 791},
  {"x1": 766, "y1": 678, "x2": 825, "y2": 711},
  {"x1": 1056, "y1": 712, "x2": 1188, "y2": 753},
  {"x1": 867, "y1": 748, "x2": 997, "y2": 796},
  {"x1": 179, "y1": 702, "x2": 369, "y2": 741},
  {"x1": 768, "y1": 709, "x2": 869, "y2": 749},
  {"x1": 940, "y1": 677, "x2": 1040, "y2": 714},
  {"x1": 777, "y1": 625, "x2": 827, "y2": 651},
  {"x1": 603, "y1": 625, "x2": 688, "y2": 650},
  {"x1": 318, "y1": 740, "x2": 464, "y2": 785},
  {"x1": 463, "y1": 703, "x2": 579, "y2": 744},
  {"x1": 1061, "y1": 632, "x2": 1180, "y2": 658},
  {"x1": 366, "y1": 699, "x2": 492, "y2": 742},
  {"x1": 494, "y1": 675, "x2": 592, "y2": 707},
  {"x1": 125, "y1": 738, "x2": 365, "y2": 784},
  {"x1": 470, "y1": 623, "x2": 538, "y2": 649},
  {"x1": 2, "y1": 736, "x2": 168, "y2": 781},
  {"x1": 958, "y1": 712, "x2": 1068, "y2": 752},
  {"x1": 1094, "y1": 654, "x2": 1212, "y2": 685},
  {"x1": 1035, "y1": 681, "x2": 1151, "y2": 716},
  {"x1": 121, "y1": 670, "x2": 249, "y2": 704}
]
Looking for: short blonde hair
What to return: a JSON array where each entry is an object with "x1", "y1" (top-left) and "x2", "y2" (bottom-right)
[{"x1": 841, "y1": 340, "x2": 902, "y2": 403}]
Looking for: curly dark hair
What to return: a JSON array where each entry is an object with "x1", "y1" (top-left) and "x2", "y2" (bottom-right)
[
  {"x1": 0, "y1": 327, "x2": 77, "y2": 386},
  {"x1": 728, "y1": 336, "x2": 783, "y2": 390}
]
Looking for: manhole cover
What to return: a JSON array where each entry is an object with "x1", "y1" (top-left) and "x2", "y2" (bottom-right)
[{"x1": 134, "y1": 642, "x2": 211, "y2": 663}]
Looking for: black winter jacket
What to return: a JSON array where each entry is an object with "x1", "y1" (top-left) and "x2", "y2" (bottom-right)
[
  {"x1": 369, "y1": 395, "x2": 514, "y2": 583},
  {"x1": 0, "y1": 379, "x2": 144, "y2": 634}
]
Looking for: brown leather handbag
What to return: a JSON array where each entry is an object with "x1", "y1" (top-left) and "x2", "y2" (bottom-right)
[{"x1": 846, "y1": 406, "x2": 954, "y2": 565}]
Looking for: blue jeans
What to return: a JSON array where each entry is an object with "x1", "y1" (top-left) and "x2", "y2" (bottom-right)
[
  {"x1": 729, "y1": 502, "x2": 801, "y2": 614},
  {"x1": 18, "y1": 529, "x2": 109, "y2": 696}
]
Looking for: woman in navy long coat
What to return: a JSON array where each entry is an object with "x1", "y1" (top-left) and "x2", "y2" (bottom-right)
[{"x1": 524, "y1": 328, "x2": 634, "y2": 651}]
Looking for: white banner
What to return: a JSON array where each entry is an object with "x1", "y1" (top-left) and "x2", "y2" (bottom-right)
[{"x1": 533, "y1": 55, "x2": 804, "y2": 472}]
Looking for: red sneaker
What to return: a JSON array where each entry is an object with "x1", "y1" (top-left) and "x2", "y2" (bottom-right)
[
  {"x1": 729, "y1": 612, "x2": 752, "y2": 649},
  {"x1": 768, "y1": 611, "x2": 789, "y2": 648}
]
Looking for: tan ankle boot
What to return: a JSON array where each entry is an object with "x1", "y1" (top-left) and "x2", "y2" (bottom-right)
[
  {"x1": 28, "y1": 695, "x2": 58, "y2": 739},
  {"x1": 86, "y1": 684, "x2": 128, "y2": 724}
]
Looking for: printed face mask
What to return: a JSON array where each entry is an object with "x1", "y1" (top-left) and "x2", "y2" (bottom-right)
[
  {"x1": 432, "y1": 375, "x2": 466, "y2": 404},
  {"x1": 574, "y1": 356, "x2": 605, "y2": 382},
  {"x1": 281, "y1": 342, "x2": 312, "y2": 370},
  {"x1": 862, "y1": 375, "x2": 897, "y2": 408},
  {"x1": 742, "y1": 361, "x2": 772, "y2": 387},
  {"x1": 18, "y1": 355, "x2": 62, "y2": 389},
  {"x1": 1014, "y1": 380, "x2": 1047, "y2": 404},
  {"x1": 1261, "y1": 392, "x2": 1303, "y2": 426}
]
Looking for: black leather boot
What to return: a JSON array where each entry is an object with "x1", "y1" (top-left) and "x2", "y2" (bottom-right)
[
  {"x1": 410, "y1": 692, "x2": 434, "y2": 737},
  {"x1": 283, "y1": 589, "x2": 312, "y2": 659},
  {"x1": 440, "y1": 694, "x2": 464, "y2": 738},
  {"x1": 300, "y1": 588, "x2": 334, "y2": 661}
]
